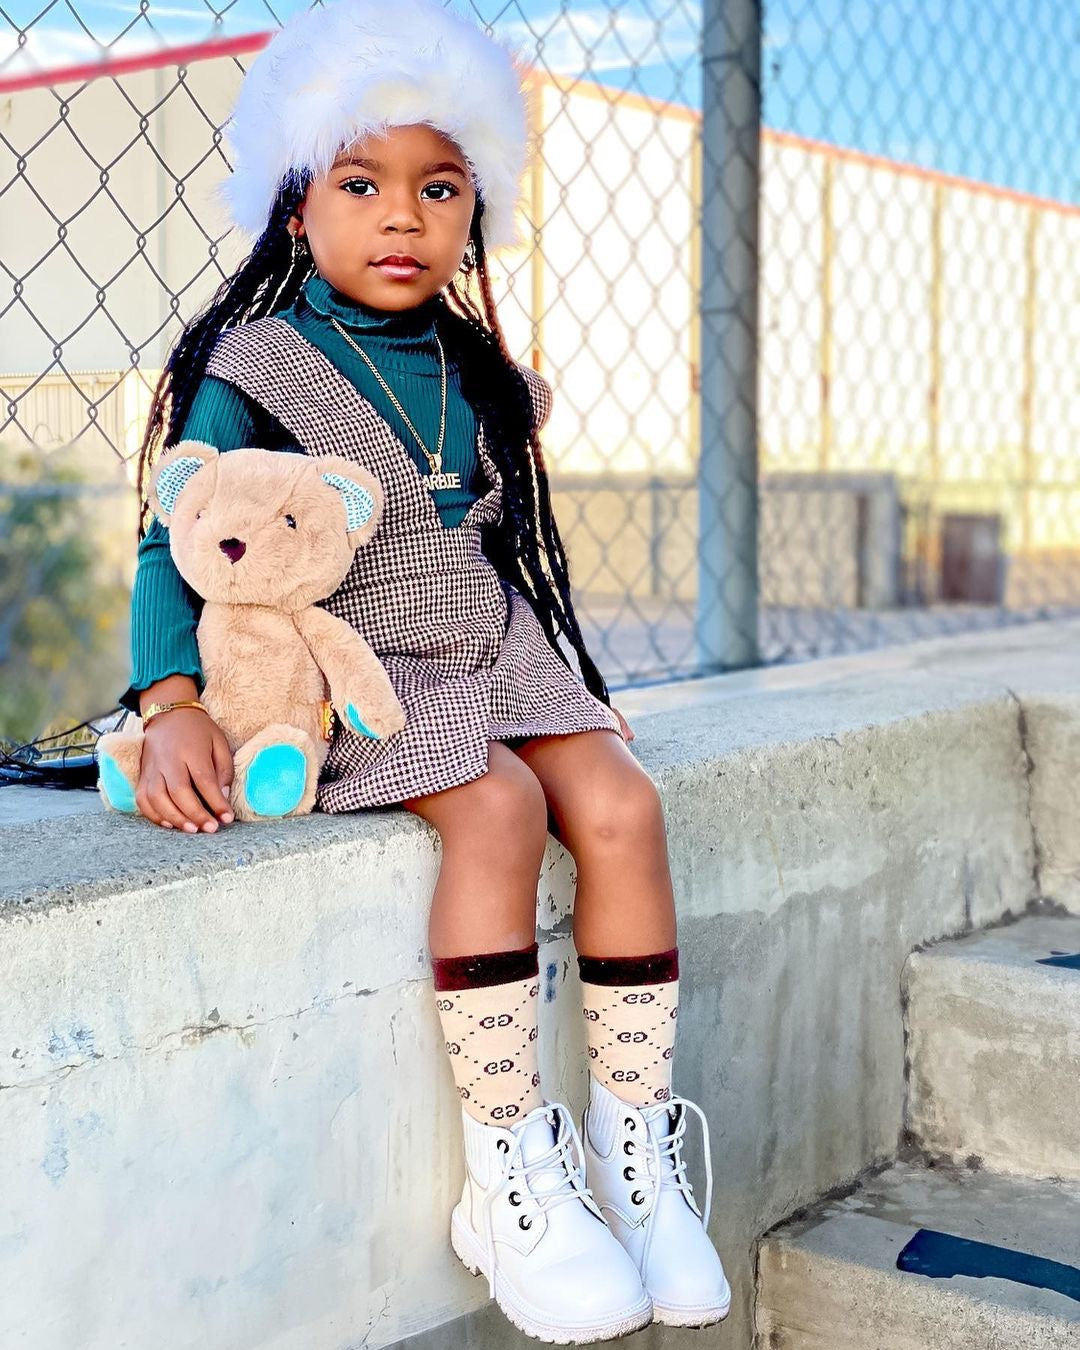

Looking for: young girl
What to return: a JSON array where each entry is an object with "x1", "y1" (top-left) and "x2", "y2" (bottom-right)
[{"x1": 120, "y1": 0, "x2": 730, "y2": 1340}]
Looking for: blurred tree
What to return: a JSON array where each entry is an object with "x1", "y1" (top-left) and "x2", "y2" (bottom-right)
[{"x1": 0, "y1": 439, "x2": 130, "y2": 747}]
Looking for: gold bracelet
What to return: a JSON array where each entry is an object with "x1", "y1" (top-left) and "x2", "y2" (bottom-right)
[{"x1": 141, "y1": 699, "x2": 209, "y2": 727}]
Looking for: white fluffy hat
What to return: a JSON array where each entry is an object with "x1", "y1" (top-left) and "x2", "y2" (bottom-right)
[{"x1": 216, "y1": 0, "x2": 532, "y2": 256}]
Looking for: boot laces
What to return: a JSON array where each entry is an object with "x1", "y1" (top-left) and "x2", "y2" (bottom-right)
[
  {"x1": 479, "y1": 1101, "x2": 601, "y2": 1299},
  {"x1": 629, "y1": 1095, "x2": 713, "y2": 1228}
]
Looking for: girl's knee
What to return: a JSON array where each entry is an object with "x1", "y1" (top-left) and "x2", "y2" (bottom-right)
[
  {"x1": 473, "y1": 748, "x2": 548, "y2": 840},
  {"x1": 583, "y1": 763, "x2": 666, "y2": 848},
  {"x1": 413, "y1": 745, "x2": 548, "y2": 849}
]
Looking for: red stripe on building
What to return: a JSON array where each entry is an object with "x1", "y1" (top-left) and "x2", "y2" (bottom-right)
[{"x1": 0, "y1": 31, "x2": 272, "y2": 95}]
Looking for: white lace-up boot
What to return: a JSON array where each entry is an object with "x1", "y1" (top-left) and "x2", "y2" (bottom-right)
[
  {"x1": 581, "y1": 1077, "x2": 732, "y2": 1327},
  {"x1": 451, "y1": 1099, "x2": 654, "y2": 1344}
]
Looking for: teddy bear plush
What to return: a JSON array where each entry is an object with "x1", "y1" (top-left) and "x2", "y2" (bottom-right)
[{"x1": 97, "y1": 440, "x2": 406, "y2": 822}]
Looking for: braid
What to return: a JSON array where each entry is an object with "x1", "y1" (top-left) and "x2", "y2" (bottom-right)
[
  {"x1": 133, "y1": 182, "x2": 314, "y2": 540},
  {"x1": 441, "y1": 213, "x2": 611, "y2": 707}
]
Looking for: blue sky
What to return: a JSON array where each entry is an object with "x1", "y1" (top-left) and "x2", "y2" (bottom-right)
[{"x1": 4, "y1": 0, "x2": 1075, "y2": 202}]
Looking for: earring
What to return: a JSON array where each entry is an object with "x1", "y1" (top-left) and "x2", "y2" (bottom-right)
[
  {"x1": 459, "y1": 242, "x2": 477, "y2": 274},
  {"x1": 290, "y1": 230, "x2": 310, "y2": 267}
]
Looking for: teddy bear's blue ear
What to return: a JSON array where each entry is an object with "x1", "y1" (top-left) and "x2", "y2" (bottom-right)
[
  {"x1": 321, "y1": 471, "x2": 377, "y2": 532},
  {"x1": 156, "y1": 456, "x2": 208, "y2": 517}
]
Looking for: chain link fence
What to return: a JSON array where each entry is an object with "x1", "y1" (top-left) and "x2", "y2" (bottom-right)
[
  {"x1": 1, "y1": 0, "x2": 1077, "y2": 750},
  {"x1": 757, "y1": 0, "x2": 1079, "y2": 667}
]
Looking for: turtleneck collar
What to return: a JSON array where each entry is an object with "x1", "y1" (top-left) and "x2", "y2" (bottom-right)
[{"x1": 301, "y1": 272, "x2": 442, "y2": 338}]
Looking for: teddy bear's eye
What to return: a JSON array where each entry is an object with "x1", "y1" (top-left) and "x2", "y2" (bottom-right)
[{"x1": 284, "y1": 513, "x2": 297, "y2": 529}]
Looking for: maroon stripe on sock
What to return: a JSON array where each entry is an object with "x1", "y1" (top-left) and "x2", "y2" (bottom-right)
[
  {"x1": 432, "y1": 942, "x2": 540, "y2": 991},
  {"x1": 578, "y1": 947, "x2": 679, "y2": 987}
]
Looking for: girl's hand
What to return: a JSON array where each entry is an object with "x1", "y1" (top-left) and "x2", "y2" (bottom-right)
[
  {"x1": 613, "y1": 706, "x2": 634, "y2": 742},
  {"x1": 136, "y1": 709, "x2": 235, "y2": 833}
]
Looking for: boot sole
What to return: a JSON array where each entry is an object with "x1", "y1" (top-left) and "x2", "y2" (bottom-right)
[
  {"x1": 450, "y1": 1205, "x2": 654, "y2": 1345},
  {"x1": 651, "y1": 1292, "x2": 732, "y2": 1327}
]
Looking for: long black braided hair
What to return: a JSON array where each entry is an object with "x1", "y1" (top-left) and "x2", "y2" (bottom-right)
[{"x1": 134, "y1": 178, "x2": 612, "y2": 708}]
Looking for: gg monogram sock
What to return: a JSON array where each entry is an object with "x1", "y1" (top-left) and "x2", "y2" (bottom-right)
[
  {"x1": 578, "y1": 947, "x2": 679, "y2": 1107},
  {"x1": 432, "y1": 942, "x2": 543, "y2": 1126}
]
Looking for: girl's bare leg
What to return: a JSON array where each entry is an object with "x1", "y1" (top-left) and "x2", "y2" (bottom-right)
[
  {"x1": 510, "y1": 729, "x2": 676, "y2": 956},
  {"x1": 408, "y1": 754, "x2": 656, "y2": 1338},
  {"x1": 511, "y1": 730, "x2": 730, "y2": 1323},
  {"x1": 401, "y1": 740, "x2": 549, "y2": 957},
  {"x1": 403, "y1": 742, "x2": 551, "y2": 1125}
]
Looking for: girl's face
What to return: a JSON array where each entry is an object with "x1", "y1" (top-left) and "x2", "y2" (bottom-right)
[{"x1": 288, "y1": 122, "x2": 477, "y2": 311}]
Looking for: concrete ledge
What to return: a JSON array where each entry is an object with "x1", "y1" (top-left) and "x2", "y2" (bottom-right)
[
  {"x1": 2, "y1": 618, "x2": 1078, "y2": 1349},
  {"x1": 756, "y1": 1160, "x2": 1080, "y2": 1349},
  {"x1": 904, "y1": 916, "x2": 1080, "y2": 1180}
]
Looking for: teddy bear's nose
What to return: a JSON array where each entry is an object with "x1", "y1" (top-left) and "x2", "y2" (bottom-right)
[{"x1": 219, "y1": 537, "x2": 246, "y2": 563}]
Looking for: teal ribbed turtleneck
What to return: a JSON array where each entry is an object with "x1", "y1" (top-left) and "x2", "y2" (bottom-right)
[
  {"x1": 119, "y1": 274, "x2": 483, "y2": 713},
  {"x1": 285, "y1": 274, "x2": 482, "y2": 514}
]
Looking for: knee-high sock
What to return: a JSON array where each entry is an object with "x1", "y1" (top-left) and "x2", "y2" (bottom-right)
[
  {"x1": 578, "y1": 947, "x2": 679, "y2": 1107},
  {"x1": 432, "y1": 943, "x2": 543, "y2": 1126}
]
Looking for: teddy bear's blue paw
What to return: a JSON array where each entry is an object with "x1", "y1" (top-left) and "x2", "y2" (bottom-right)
[
  {"x1": 97, "y1": 752, "x2": 137, "y2": 814},
  {"x1": 344, "y1": 702, "x2": 380, "y2": 739},
  {"x1": 246, "y1": 744, "x2": 308, "y2": 817}
]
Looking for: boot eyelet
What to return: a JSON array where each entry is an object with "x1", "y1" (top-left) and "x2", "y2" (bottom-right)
[
  {"x1": 495, "y1": 1139, "x2": 509, "y2": 1153},
  {"x1": 518, "y1": 1216, "x2": 532, "y2": 1231},
  {"x1": 508, "y1": 1190, "x2": 521, "y2": 1206},
  {"x1": 622, "y1": 1141, "x2": 635, "y2": 1155},
  {"x1": 623, "y1": 1166, "x2": 635, "y2": 1181},
  {"x1": 630, "y1": 1190, "x2": 645, "y2": 1205}
]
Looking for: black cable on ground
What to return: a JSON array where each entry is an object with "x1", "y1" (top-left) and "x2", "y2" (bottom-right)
[{"x1": 0, "y1": 709, "x2": 129, "y2": 790}]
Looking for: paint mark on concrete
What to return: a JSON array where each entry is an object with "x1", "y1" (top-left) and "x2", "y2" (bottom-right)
[
  {"x1": 762, "y1": 817, "x2": 786, "y2": 900},
  {"x1": 897, "y1": 1228, "x2": 1080, "y2": 1304},
  {"x1": 538, "y1": 911, "x2": 573, "y2": 943},
  {"x1": 69, "y1": 1024, "x2": 96, "y2": 1056},
  {"x1": 42, "y1": 1124, "x2": 69, "y2": 1185},
  {"x1": 1037, "y1": 951, "x2": 1080, "y2": 970},
  {"x1": 0, "y1": 1230, "x2": 28, "y2": 1260},
  {"x1": 105, "y1": 992, "x2": 136, "y2": 1053},
  {"x1": 72, "y1": 1111, "x2": 105, "y2": 1142},
  {"x1": 46, "y1": 1024, "x2": 96, "y2": 1063},
  {"x1": 186, "y1": 1274, "x2": 228, "y2": 1300},
  {"x1": 5, "y1": 979, "x2": 425, "y2": 1091},
  {"x1": 544, "y1": 961, "x2": 558, "y2": 1003}
]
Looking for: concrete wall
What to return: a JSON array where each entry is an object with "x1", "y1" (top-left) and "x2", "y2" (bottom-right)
[{"x1": 2, "y1": 618, "x2": 1077, "y2": 1350}]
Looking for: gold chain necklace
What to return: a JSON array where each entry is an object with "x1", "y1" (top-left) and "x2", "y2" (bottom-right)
[{"x1": 328, "y1": 315, "x2": 460, "y2": 492}]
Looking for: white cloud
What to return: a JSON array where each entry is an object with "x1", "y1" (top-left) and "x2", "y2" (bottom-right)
[
  {"x1": 0, "y1": 19, "x2": 216, "y2": 77},
  {"x1": 92, "y1": 1, "x2": 217, "y2": 18},
  {"x1": 500, "y1": 3, "x2": 701, "y2": 74}
]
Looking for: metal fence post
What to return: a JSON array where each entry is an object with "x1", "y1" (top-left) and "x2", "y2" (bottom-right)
[{"x1": 697, "y1": 0, "x2": 762, "y2": 671}]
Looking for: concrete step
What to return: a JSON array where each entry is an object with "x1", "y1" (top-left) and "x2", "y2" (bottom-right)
[
  {"x1": 756, "y1": 1160, "x2": 1080, "y2": 1349},
  {"x1": 903, "y1": 915, "x2": 1080, "y2": 1179}
]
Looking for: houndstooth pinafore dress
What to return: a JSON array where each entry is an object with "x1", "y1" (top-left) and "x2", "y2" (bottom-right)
[{"x1": 204, "y1": 316, "x2": 622, "y2": 812}]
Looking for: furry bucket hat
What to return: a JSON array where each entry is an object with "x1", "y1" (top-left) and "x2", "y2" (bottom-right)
[{"x1": 215, "y1": 0, "x2": 532, "y2": 257}]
